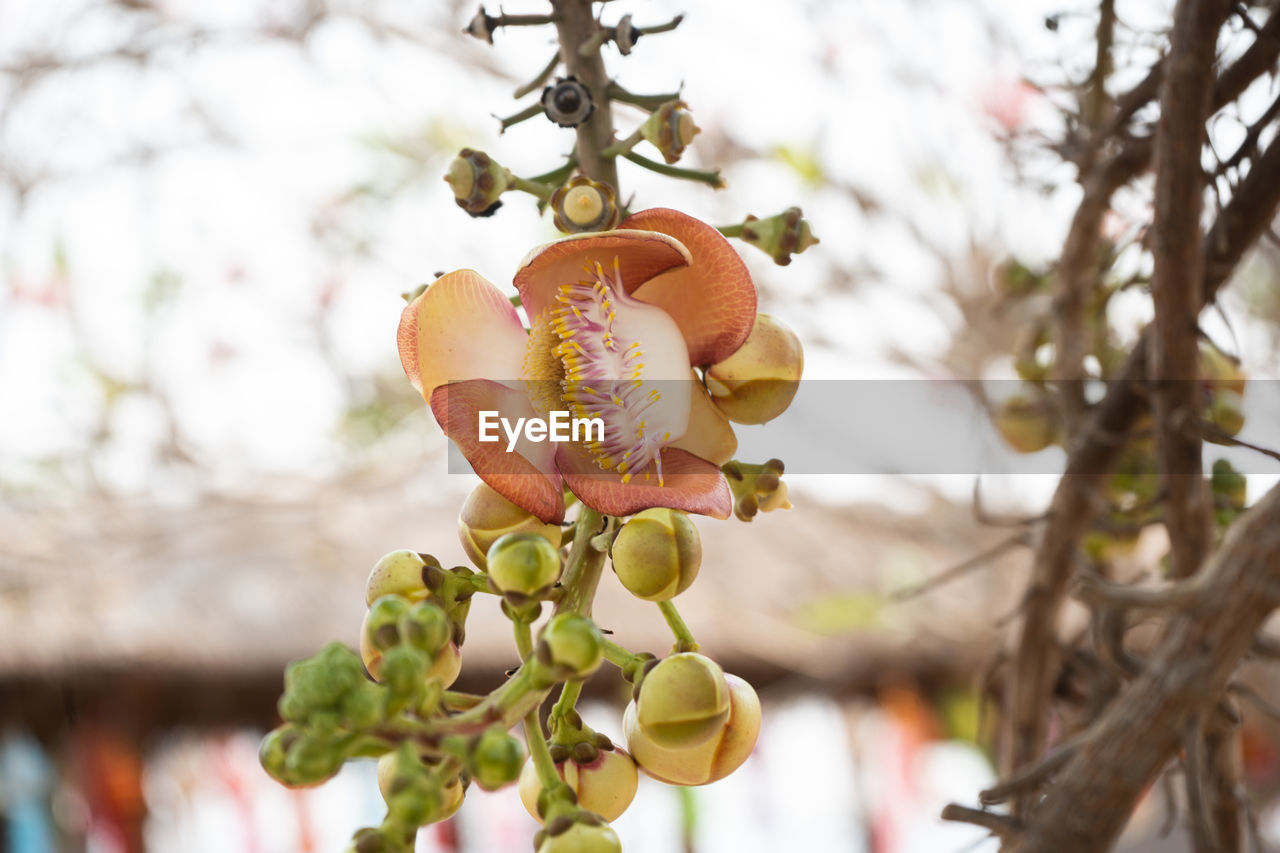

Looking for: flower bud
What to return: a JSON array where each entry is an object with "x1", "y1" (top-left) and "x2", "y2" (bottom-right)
[
  {"x1": 399, "y1": 601, "x2": 451, "y2": 655},
  {"x1": 459, "y1": 482, "x2": 563, "y2": 571},
  {"x1": 280, "y1": 731, "x2": 345, "y2": 787},
  {"x1": 364, "y1": 595, "x2": 412, "y2": 653},
  {"x1": 487, "y1": 532, "x2": 563, "y2": 597},
  {"x1": 1199, "y1": 341, "x2": 1246, "y2": 396},
  {"x1": 640, "y1": 100, "x2": 700, "y2": 164},
  {"x1": 536, "y1": 819, "x2": 622, "y2": 853},
  {"x1": 445, "y1": 149, "x2": 510, "y2": 217},
  {"x1": 361, "y1": 610, "x2": 462, "y2": 689},
  {"x1": 625, "y1": 673, "x2": 760, "y2": 786},
  {"x1": 993, "y1": 392, "x2": 1056, "y2": 454},
  {"x1": 365, "y1": 550, "x2": 432, "y2": 606},
  {"x1": 542, "y1": 77, "x2": 594, "y2": 127},
  {"x1": 1212, "y1": 458, "x2": 1247, "y2": 509},
  {"x1": 469, "y1": 728, "x2": 527, "y2": 791},
  {"x1": 634, "y1": 653, "x2": 730, "y2": 749},
  {"x1": 705, "y1": 314, "x2": 804, "y2": 425},
  {"x1": 279, "y1": 642, "x2": 365, "y2": 723},
  {"x1": 550, "y1": 175, "x2": 620, "y2": 234},
  {"x1": 259, "y1": 725, "x2": 304, "y2": 786},
  {"x1": 519, "y1": 747, "x2": 639, "y2": 823},
  {"x1": 1206, "y1": 389, "x2": 1245, "y2": 439},
  {"x1": 537, "y1": 613, "x2": 605, "y2": 680},
  {"x1": 610, "y1": 509, "x2": 701, "y2": 601},
  {"x1": 376, "y1": 748, "x2": 465, "y2": 825},
  {"x1": 739, "y1": 207, "x2": 819, "y2": 266}
]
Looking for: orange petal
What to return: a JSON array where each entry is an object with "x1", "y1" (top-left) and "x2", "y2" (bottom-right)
[
  {"x1": 556, "y1": 443, "x2": 731, "y2": 519},
  {"x1": 514, "y1": 230, "x2": 691, "y2": 323},
  {"x1": 669, "y1": 377, "x2": 738, "y2": 465},
  {"x1": 398, "y1": 270, "x2": 528, "y2": 398},
  {"x1": 430, "y1": 380, "x2": 565, "y2": 523},
  {"x1": 620, "y1": 208, "x2": 757, "y2": 366}
]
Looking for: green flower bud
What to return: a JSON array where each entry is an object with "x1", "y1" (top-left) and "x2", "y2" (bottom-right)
[
  {"x1": 625, "y1": 673, "x2": 760, "y2": 786},
  {"x1": 550, "y1": 175, "x2": 621, "y2": 234},
  {"x1": 280, "y1": 642, "x2": 364, "y2": 722},
  {"x1": 469, "y1": 728, "x2": 527, "y2": 791},
  {"x1": 537, "y1": 819, "x2": 622, "y2": 853},
  {"x1": 1199, "y1": 340, "x2": 1246, "y2": 396},
  {"x1": 283, "y1": 732, "x2": 345, "y2": 787},
  {"x1": 738, "y1": 207, "x2": 819, "y2": 266},
  {"x1": 375, "y1": 644, "x2": 428, "y2": 713},
  {"x1": 519, "y1": 747, "x2": 639, "y2": 823},
  {"x1": 259, "y1": 725, "x2": 300, "y2": 786},
  {"x1": 487, "y1": 532, "x2": 563, "y2": 596},
  {"x1": 1212, "y1": 458, "x2": 1247, "y2": 509},
  {"x1": 634, "y1": 653, "x2": 730, "y2": 749},
  {"x1": 399, "y1": 601, "x2": 451, "y2": 655},
  {"x1": 445, "y1": 149, "x2": 510, "y2": 217},
  {"x1": 537, "y1": 613, "x2": 605, "y2": 680},
  {"x1": 705, "y1": 314, "x2": 804, "y2": 425},
  {"x1": 640, "y1": 100, "x2": 700, "y2": 164},
  {"x1": 1207, "y1": 389, "x2": 1245, "y2": 439},
  {"x1": 364, "y1": 596, "x2": 412, "y2": 653},
  {"x1": 610, "y1": 509, "x2": 701, "y2": 601},
  {"x1": 459, "y1": 482, "x2": 563, "y2": 571},
  {"x1": 992, "y1": 391, "x2": 1056, "y2": 454},
  {"x1": 376, "y1": 749, "x2": 465, "y2": 825},
  {"x1": 340, "y1": 682, "x2": 384, "y2": 731}
]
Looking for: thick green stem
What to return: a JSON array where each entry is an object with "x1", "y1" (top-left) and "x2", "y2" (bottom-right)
[
  {"x1": 508, "y1": 174, "x2": 555, "y2": 201},
  {"x1": 514, "y1": 619, "x2": 534, "y2": 659},
  {"x1": 658, "y1": 599, "x2": 698, "y2": 652},
  {"x1": 553, "y1": 508, "x2": 608, "y2": 617},
  {"x1": 603, "y1": 637, "x2": 644, "y2": 670},
  {"x1": 525, "y1": 709, "x2": 562, "y2": 789},
  {"x1": 551, "y1": 680, "x2": 584, "y2": 721},
  {"x1": 623, "y1": 151, "x2": 725, "y2": 188}
]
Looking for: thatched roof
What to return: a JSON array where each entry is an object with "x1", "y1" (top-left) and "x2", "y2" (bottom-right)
[{"x1": 0, "y1": 457, "x2": 1026, "y2": 734}]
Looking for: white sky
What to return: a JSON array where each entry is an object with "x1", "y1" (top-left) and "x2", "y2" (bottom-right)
[{"x1": 3, "y1": 0, "x2": 1277, "y2": 513}]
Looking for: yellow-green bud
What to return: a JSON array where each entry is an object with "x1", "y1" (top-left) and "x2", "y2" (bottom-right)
[
  {"x1": 634, "y1": 653, "x2": 730, "y2": 749},
  {"x1": 361, "y1": 608, "x2": 462, "y2": 689},
  {"x1": 519, "y1": 748, "x2": 639, "y2": 823},
  {"x1": 1207, "y1": 389, "x2": 1245, "y2": 438},
  {"x1": 469, "y1": 728, "x2": 527, "y2": 791},
  {"x1": 1212, "y1": 458, "x2": 1247, "y2": 509},
  {"x1": 537, "y1": 613, "x2": 605, "y2": 680},
  {"x1": 993, "y1": 392, "x2": 1056, "y2": 454},
  {"x1": 641, "y1": 100, "x2": 700, "y2": 164},
  {"x1": 610, "y1": 509, "x2": 701, "y2": 601},
  {"x1": 459, "y1": 482, "x2": 563, "y2": 571},
  {"x1": 625, "y1": 673, "x2": 761, "y2": 786},
  {"x1": 550, "y1": 175, "x2": 621, "y2": 234},
  {"x1": 399, "y1": 601, "x2": 451, "y2": 655},
  {"x1": 739, "y1": 207, "x2": 819, "y2": 266},
  {"x1": 445, "y1": 148, "x2": 510, "y2": 217},
  {"x1": 537, "y1": 820, "x2": 622, "y2": 853},
  {"x1": 1199, "y1": 341, "x2": 1246, "y2": 396},
  {"x1": 365, "y1": 550, "x2": 431, "y2": 606},
  {"x1": 487, "y1": 532, "x2": 563, "y2": 597},
  {"x1": 705, "y1": 314, "x2": 804, "y2": 425},
  {"x1": 283, "y1": 732, "x2": 345, "y2": 787},
  {"x1": 364, "y1": 595, "x2": 412, "y2": 653},
  {"x1": 376, "y1": 748, "x2": 465, "y2": 826}
]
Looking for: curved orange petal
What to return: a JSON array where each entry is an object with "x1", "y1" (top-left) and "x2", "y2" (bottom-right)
[
  {"x1": 556, "y1": 443, "x2": 731, "y2": 519},
  {"x1": 398, "y1": 270, "x2": 528, "y2": 398},
  {"x1": 669, "y1": 377, "x2": 738, "y2": 466},
  {"x1": 513, "y1": 230, "x2": 691, "y2": 324},
  {"x1": 620, "y1": 208, "x2": 757, "y2": 366},
  {"x1": 430, "y1": 379, "x2": 565, "y2": 523}
]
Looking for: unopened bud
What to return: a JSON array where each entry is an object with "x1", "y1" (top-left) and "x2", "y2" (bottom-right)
[
  {"x1": 537, "y1": 613, "x2": 605, "y2": 680},
  {"x1": 469, "y1": 728, "x2": 527, "y2": 791},
  {"x1": 993, "y1": 392, "x2": 1056, "y2": 454},
  {"x1": 487, "y1": 532, "x2": 563, "y2": 597},
  {"x1": 705, "y1": 314, "x2": 804, "y2": 425},
  {"x1": 739, "y1": 207, "x2": 819, "y2": 266},
  {"x1": 366, "y1": 550, "x2": 433, "y2": 606},
  {"x1": 634, "y1": 652, "x2": 730, "y2": 749},
  {"x1": 459, "y1": 482, "x2": 563, "y2": 570},
  {"x1": 519, "y1": 747, "x2": 639, "y2": 823},
  {"x1": 445, "y1": 149, "x2": 510, "y2": 217},
  {"x1": 641, "y1": 100, "x2": 699, "y2": 164},
  {"x1": 536, "y1": 818, "x2": 622, "y2": 853},
  {"x1": 610, "y1": 508, "x2": 701, "y2": 601}
]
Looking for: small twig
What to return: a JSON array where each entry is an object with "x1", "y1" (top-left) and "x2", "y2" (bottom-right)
[
  {"x1": 1199, "y1": 420, "x2": 1280, "y2": 464},
  {"x1": 939, "y1": 804, "x2": 1023, "y2": 839},
  {"x1": 514, "y1": 51, "x2": 560, "y2": 99},
  {"x1": 622, "y1": 150, "x2": 724, "y2": 188},
  {"x1": 979, "y1": 729, "x2": 1090, "y2": 805},
  {"x1": 606, "y1": 81, "x2": 683, "y2": 112},
  {"x1": 497, "y1": 101, "x2": 543, "y2": 132},
  {"x1": 890, "y1": 532, "x2": 1029, "y2": 602}
]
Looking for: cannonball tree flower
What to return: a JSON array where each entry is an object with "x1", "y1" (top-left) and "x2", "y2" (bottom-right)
[{"x1": 398, "y1": 209, "x2": 756, "y2": 523}]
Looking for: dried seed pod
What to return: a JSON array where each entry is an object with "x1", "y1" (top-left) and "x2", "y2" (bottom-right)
[
  {"x1": 542, "y1": 77, "x2": 595, "y2": 127},
  {"x1": 550, "y1": 175, "x2": 620, "y2": 234}
]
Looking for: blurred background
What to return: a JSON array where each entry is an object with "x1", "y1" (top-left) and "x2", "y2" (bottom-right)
[{"x1": 4, "y1": 0, "x2": 1280, "y2": 851}]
